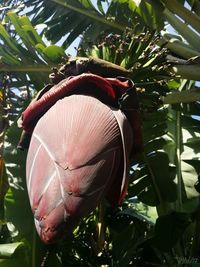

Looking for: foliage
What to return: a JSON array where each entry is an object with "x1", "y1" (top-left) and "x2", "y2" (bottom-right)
[{"x1": 0, "y1": 0, "x2": 200, "y2": 266}]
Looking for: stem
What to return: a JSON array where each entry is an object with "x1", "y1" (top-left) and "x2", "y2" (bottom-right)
[
  {"x1": 51, "y1": 0, "x2": 126, "y2": 31},
  {"x1": 97, "y1": 202, "x2": 106, "y2": 253},
  {"x1": 175, "y1": 110, "x2": 182, "y2": 211},
  {"x1": 0, "y1": 64, "x2": 52, "y2": 72},
  {"x1": 175, "y1": 80, "x2": 187, "y2": 211}
]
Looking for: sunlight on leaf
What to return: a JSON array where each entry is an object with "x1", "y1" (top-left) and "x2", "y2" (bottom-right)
[
  {"x1": 132, "y1": 0, "x2": 141, "y2": 7},
  {"x1": 0, "y1": 242, "x2": 25, "y2": 258},
  {"x1": 181, "y1": 161, "x2": 199, "y2": 199}
]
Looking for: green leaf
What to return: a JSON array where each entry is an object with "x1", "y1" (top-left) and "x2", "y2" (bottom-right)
[
  {"x1": 0, "y1": 259, "x2": 27, "y2": 267},
  {"x1": 4, "y1": 123, "x2": 33, "y2": 240},
  {"x1": 6, "y1": 12, "x2": 26, "y2": 39},
  {"x1": 151, "y1": 212, "x2": 191, "y2": 251},
  {"x1": 119, "y1": 206, "x2": 156, "y2": 224},
  {"x1": 112, "y1": 221, "x2": 138, "y2": 267},
  {"x1": 129, "y1": 175, "x2": 151, "y2": 196},
  {"x1": 167, "y1": 79, "x2": 181, "y2": 90},
  {"x1": 137, "y1": 185, "x2": 159, "y2": 206},
  {"x1": 181, "y1": 161, "x2": 199, "y2": 199},
  {"x1": 0, "y1": 23, "x2": 20, "y2": 53},
  {"x1": 22, "y1": 25, "x2": 45, "y2": 46},
  {"x1": 114, "y1": 0, "x2": 164, "y2": 30},
  {"x1": 78, "y1": 0, "x2": 95, "y2": 9},
  {"x1": 143, "y1": 123, "x2": 168, "y2": 142},
  {"x1": 147, "y1": 151, "x2": 177, "y2": 202},
  {"x1": 0, "y1": 240, "x2": 29, "y2": 267},
  {"x1": 42, "y1": 45, "x2": 66, "y2": 63},
  {"x1": 0, "y1": 242, "x2": 25, "y2": 259},
  {"x1": 144, "y1": 137, "x2": 170, "y2": 154},
  {"x1": 0, "y1": 46, "x2": 21, "y2": 65},
  {"x1": 97, "y1": 0, "x2": 106, "y2": 14},
  {"x1": 18, "y1": 16, "x2": 32, "y2": 27}
]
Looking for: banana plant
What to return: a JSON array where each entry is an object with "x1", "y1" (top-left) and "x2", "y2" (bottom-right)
[{"x1": 1, "y1": 2, "x2": 200, "y2": 267}]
